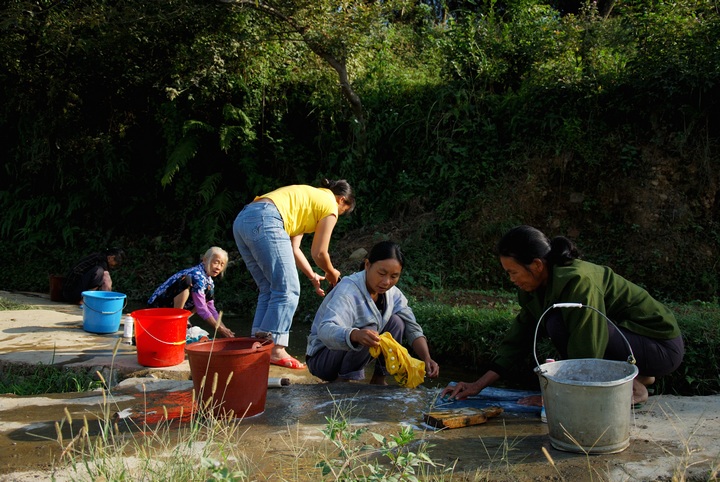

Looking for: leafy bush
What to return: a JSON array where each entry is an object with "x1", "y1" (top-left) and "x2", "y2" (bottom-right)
[{"x1": 661, "y1": 301, "x2": 720, "y2": 396}]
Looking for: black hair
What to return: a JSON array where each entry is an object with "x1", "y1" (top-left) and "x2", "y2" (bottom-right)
[
  {"x1": 496, "y1": 225, "x2": 579, "y2": 268},
  {"x1": 105, "y1": 247, "x2": 126, "y2": 266},
  {"x1": 320, "y1": 178, "x2": 356, "y2": 214},
  {"x1": 360, "y1": 240, "x2": 405, "y2": 271}
]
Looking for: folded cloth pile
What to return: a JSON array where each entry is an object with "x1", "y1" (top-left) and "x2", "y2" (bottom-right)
[{"x1": 369, "y1": 332, "x2": 425, "y2": 388}]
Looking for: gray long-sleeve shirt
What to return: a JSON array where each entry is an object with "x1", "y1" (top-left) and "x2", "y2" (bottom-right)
[{"x1": 306, "y1": 270, "x2": 426, "y2": 357}]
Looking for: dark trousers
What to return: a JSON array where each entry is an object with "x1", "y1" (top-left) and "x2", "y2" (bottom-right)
[
  {"x1": 62, "y1": 266, "x2": 104, "y2": 303},
  {"x1": 545, "y1": 310, "x2": 684, "y2": 377},
  {"x1": 307, "y1": 314, "x2": 405, "y2": 382}
]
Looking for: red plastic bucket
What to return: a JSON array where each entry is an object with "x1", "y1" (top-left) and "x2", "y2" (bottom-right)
[
  {"x1": 132, "y1": 308, "x2": 190, "y2": 367},
  {"x1": 185, "y1": 338, "x2": 273, "y2": 418}
]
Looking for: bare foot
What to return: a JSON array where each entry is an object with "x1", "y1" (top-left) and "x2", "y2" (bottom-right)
[
  {"x1": 632, "y1": 376, "x2": 655, "y2": 404},
  {"x1": 271, "y1": 346, "x2": 290, "y2": 361},
  {"x1": 369, "y1": 374, "x2": 388, "y2": 385}
]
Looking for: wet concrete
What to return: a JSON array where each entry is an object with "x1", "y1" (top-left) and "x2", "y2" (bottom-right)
[{"x1": 1, "y1": 291, "x2": 720, "y2": 480}]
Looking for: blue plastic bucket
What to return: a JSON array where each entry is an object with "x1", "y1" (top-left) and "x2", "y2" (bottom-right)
[{"x1": 82, "y1": 291, "x2": 127, "y2": 334}]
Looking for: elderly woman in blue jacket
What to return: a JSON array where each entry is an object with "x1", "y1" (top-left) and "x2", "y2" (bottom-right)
[{"x1": 306, "y1": 241, "x2": 440, "y2": 385}]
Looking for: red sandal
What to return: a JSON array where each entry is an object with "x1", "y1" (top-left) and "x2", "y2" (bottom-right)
[{"x1": 270, "y1": 356, "x2": 306, "y2": 369}]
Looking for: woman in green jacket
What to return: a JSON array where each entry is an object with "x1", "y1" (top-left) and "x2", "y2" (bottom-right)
[{"x1": 442, "y1": 225, "x2": 684, "y2": 404}]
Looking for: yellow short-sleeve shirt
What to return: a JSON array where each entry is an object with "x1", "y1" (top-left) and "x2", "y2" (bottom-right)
[{"x1": 256, "y1": 185, "x2": 338, "y2": 237}]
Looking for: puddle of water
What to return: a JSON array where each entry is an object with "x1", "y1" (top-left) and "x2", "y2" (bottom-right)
[{"x1": 125, "y1": 300, "x2": 474, "y2": 386}]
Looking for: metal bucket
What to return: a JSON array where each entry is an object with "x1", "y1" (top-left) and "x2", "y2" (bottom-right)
[
  {"x1": 536, "y1": 358, "x2": 638, "y2": 453},
  {"x1": 533, "y1": 303, "x2": 639, "y2": 454}
]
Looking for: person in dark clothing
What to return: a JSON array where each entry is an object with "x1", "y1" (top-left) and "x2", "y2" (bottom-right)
[{"x1": 62, "y1": 248, "x2": 125, "y2": 304}]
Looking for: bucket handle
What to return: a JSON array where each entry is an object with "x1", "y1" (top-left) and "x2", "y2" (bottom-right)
[
  {"x1": 135, "y1": 318, "x2": 187, "y2": 346},
  {"x1": 83, "y1": 297, "x2": 127, "y2": 315},
  {"x1": 532, "y1": 303, "x2": 637, "y2": 372},
  {"x1": 252, "y1": 338, "x2": 273, "y2": 351}
]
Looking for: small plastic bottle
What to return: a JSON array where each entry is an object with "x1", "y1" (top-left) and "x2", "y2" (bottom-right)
[
  {"x1": 540, "y1": 358, "x2": 556, "y2": 423},
  {"x1": 122, "y1": 314, "x2": 135, "y2": 345}
]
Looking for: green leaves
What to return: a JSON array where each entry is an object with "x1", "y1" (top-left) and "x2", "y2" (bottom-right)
[{"x1": 317, "y1": 405, "x2": 439, "y2": 481}]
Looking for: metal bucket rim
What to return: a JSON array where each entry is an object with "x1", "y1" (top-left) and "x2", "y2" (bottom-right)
[{"x1": 535, "y1": 358, "x2": 639, "y2": 387}]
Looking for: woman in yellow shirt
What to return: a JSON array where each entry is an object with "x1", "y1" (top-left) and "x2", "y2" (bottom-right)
[{"x1": 233, "y1": 179, "x2": 355, "y2": 369}]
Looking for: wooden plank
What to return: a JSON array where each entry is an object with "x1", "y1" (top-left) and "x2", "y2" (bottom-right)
[{"x1": 423, "y1": 406, "x2": 504, "y2": 429}]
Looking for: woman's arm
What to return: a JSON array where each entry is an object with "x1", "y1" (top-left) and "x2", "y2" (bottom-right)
[
  {"x1": 311, "y1": 215, "x2": 341, "y2": 286},
  {"x1": 313, "y1": 279, "x2": 379, "y2": 351},
  {"x1": 191, "y1": 291, "x2": 235, "y2": 338},
  {"x1": 441, "y1": 370, "x2": 501, "y2": 400},
  {"x1": 291, "y1": 234, "x2": 326, "y2": 296}
]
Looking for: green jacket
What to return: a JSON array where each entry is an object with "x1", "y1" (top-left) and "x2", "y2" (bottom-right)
[{"x1": 493, "y1": 259, "x2": 680, "y2": 372}]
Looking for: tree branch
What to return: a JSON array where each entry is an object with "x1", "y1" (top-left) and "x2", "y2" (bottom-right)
[{"x1": 218, "y1": 0, "x2": 366, "y2": 152}]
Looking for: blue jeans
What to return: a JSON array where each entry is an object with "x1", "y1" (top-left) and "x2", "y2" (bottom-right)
[
  {"x1": 233, "y1": 202, "x2": 300, "y2": 347},
  {"x1": 306, "y1": 314, "x2": 406, "y2": 381}
]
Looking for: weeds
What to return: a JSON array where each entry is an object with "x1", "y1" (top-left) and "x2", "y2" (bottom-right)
[
  {"x1": 315, "y1": 396, "x2": 443, "y2": 481},
  {"x1": 52, "y1": 372, "x2": 252, "y2": 481},
  {"x1": 0, "y1": 362, "x2": 103, "y2": 395},
  {"x1": 0, "y1": 298, "x2": 32, "y2": 310}
]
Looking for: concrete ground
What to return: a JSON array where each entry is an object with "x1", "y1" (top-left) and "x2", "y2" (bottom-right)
[{"x1": 1, "y1": 290, "x2": 719, "y2": 481}]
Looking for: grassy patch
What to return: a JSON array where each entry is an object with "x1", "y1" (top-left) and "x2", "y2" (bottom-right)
[
  {"x1": 0, "y1": 363, "x2": 104, "y2": 395},
  {"x1": 662, "y1": 300, "x2": 720, "y2": 396},
  {"x1": 0, "y1": 298, "x2": 33, "y2": 310}
]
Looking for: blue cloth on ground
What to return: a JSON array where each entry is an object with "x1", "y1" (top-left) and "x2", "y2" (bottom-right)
[{"x1": 436, "y1": 383, "x2": 542, "y2": 414}]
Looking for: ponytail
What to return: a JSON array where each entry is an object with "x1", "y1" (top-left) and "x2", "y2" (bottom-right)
[
  {"x1": 320, "y1": 178, "x2": 355, "y2": 214},
  {"x1": 546, "y1": 236, "x2": 580, "y2": 267},
  {"x1": 497, "y1": 225, "x2": 579, "y2": 268}
]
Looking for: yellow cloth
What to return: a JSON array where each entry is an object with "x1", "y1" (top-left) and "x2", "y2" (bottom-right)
[
  {"x1": 257, "y1": 185, "x2": 337, "y2": 237},
  {"x1": 369, "y1": 332, "x2": 425, "y2": 388}
]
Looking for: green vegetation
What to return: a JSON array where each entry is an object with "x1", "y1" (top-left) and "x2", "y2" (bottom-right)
[
  {"x1": 0, "y1": 0, "x2": 717, "y2": 303},
  {"x1": 0, "y1": 363, "x2": 103, "y2": 395},
  {"x1": 661, "y1": 300, "x2": 720, "y2": 396},
  {"x1": 0, "y1": 298, "x2": 32, "y2": 310},
  {"x1": 0, "y1": 0, "x2": 717, "y2": 399},
  {"x1": 0, "y1": 298, "x2": 103, "y2": 395},
  {"x1": 317, "y1": 400, "x2": 440, "y2": 480}
]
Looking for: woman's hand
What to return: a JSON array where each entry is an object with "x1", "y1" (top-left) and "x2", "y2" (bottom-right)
[
  {"x1": 350, "y1": 328, "x2": 381, "y2": 348},
  {"x1": 424, "y1": 358, "x2": 440, "y2": 378},
  {"x1": 440, "y1": 380, "x2": 482, "y2": 401},
  {"x1": 517, "y1": 395, "x2": 543, "y2": 406},
  {"x1": 217, "y1": 326, "x2": 235, "y2": 338},
  {"x1": 309, "y1": 272, "x2": 326, "y2": 296},
  {"x1": 325, "y1": 268, "x2": 341, "y2": 287}
]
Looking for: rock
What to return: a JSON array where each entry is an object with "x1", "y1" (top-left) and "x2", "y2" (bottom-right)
[{"x1": 349, "y1": 248, "x2": 368, "y2": 262}]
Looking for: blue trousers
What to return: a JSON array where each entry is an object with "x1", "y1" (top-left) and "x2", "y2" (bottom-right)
[{"x1": 233, "y1": 201, "x2": 300, "y2": 347}]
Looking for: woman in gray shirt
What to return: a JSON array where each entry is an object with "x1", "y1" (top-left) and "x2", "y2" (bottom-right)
[{"x1": 306, "y1": 241, "x2": 440, "y2": 385}]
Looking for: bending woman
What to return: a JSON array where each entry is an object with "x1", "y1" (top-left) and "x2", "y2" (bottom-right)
[
  {"x1": 233, "y1": 179, "x2": 355, "y2": 369},
  {"x1": 442, "y1": 225, "x2": 684, "y2": 404},
  {"x1": 148, "y1": 247, "x2": 235, "y2": 338},
  {"x1": 306, "y1": 241, "x2": 440, "y2": 384},
  {"x1": 63, "y1": 248, "x2": 125, "y2": 304}
]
